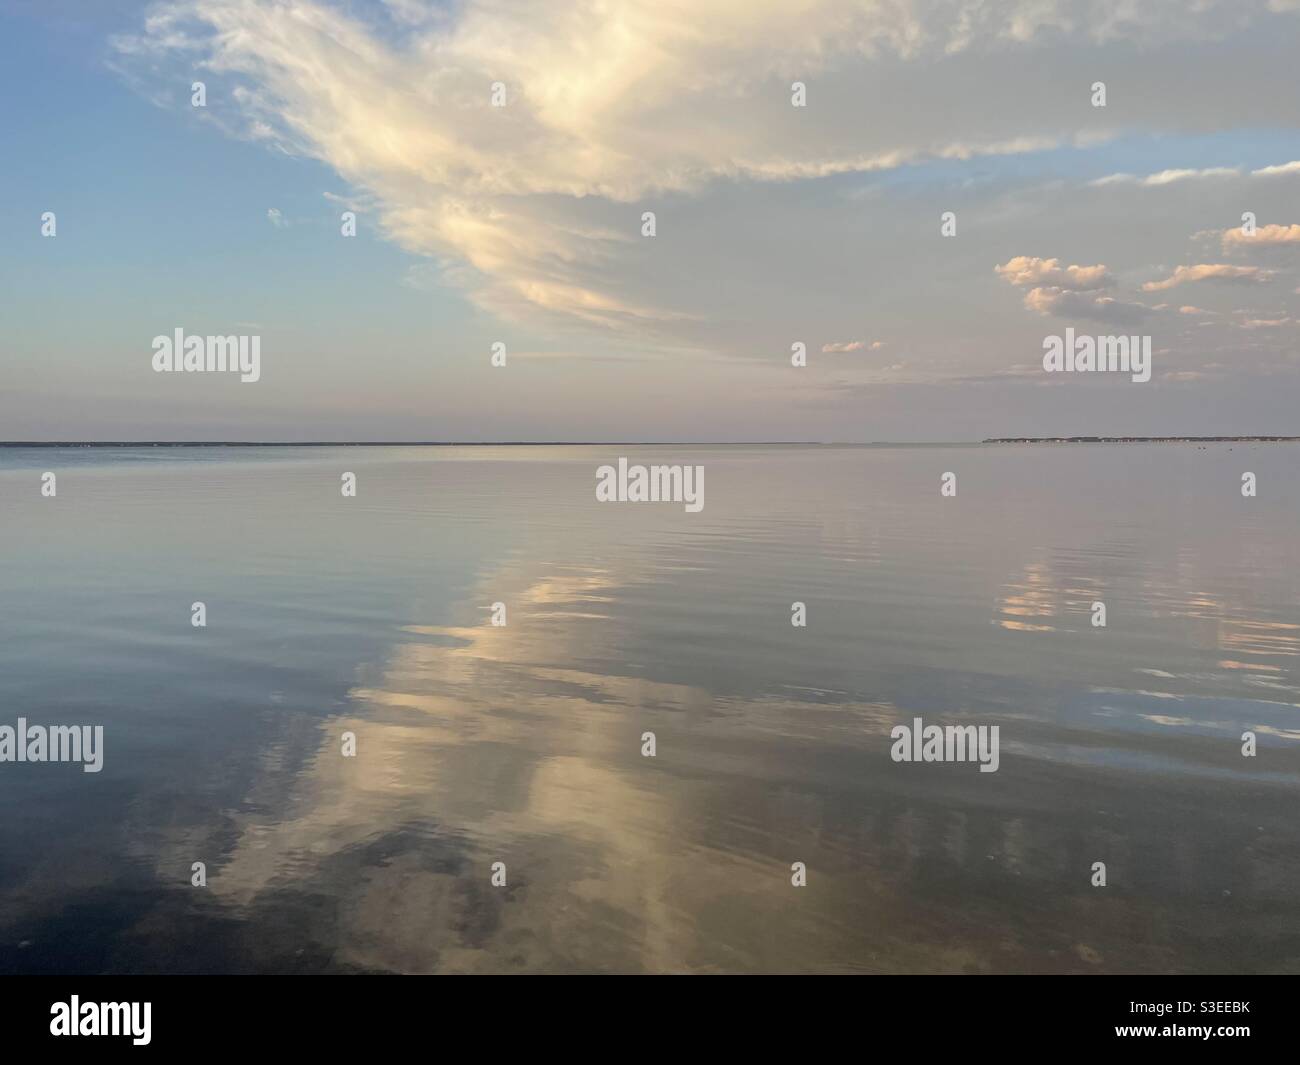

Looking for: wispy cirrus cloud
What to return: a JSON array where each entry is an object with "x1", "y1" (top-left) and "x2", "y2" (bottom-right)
[
  {"x1": 1091, "y1": 166, "x2": 1241, "y2": 187},
  {"x1": 822, "y1": 340, "x2": 884, "y2": 353},
  {"x1": 1142, "y1": 264, "x2": 1271, "y2": 291},
  {"x1": 1251, "y1": 160, "x2": 1300, "y2": 177}
]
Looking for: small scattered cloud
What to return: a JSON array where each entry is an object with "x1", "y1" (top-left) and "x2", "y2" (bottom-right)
[
  {"x1": 1222, "y1": 222, "x2": 1300, "y2": 247},
  {"x1": 1142, "y1": 264, "x2": 1269, "y2": 291},
  {"x1": 821, "y1": 340, "x2": 885, "y2": 353},
  {"x1": 1022, "y1": 287, "x2": 1150, "y2": 324},
  {"x1": 266, "y1": 207, "x2": 287, "y2": 228},
  {"x1": 994, "y1": 256, "x2": 1111, "y2": 290},
  {"x1": 996, "y1": 255, "x2": 1146, "y2": 322}
]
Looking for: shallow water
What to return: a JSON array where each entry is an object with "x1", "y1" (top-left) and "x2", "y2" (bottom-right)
[{"x1": 0, "y1": 443, "x2": 1297, "y2": 973}]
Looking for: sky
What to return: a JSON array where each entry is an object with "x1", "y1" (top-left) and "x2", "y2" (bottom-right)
[{"x1": 2, "y1": 0, "x2": 1299, "y2": 442}]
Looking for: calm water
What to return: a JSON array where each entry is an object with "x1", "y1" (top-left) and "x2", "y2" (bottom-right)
[{"x1": 1, "y1": 444, "x2": 1298, "y2": 973}]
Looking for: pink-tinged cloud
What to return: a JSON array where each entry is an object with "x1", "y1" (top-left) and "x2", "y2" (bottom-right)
[
  {"x1": 1022, "y1": 287, "x2": 1149, "y2": 324},
  {"x1": 821, "y1": 340, "x2": 885, "y2": 353},
  {"x1": 1222, "y1": 223, "x2": 1300, "y2": 247},
  {"x1": 994, "y1": 256, "x2": 1112, "y2": 290},
  {"x1": 1141, "y1": 264, "x2": 1270, "y2": 291}
]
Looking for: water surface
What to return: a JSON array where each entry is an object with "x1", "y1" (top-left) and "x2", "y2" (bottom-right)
[{"x1": 1, "y1": 443, "x2": 1297, "y2": 973}]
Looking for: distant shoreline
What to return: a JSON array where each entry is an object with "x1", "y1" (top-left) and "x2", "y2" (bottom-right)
[{"x1": 982, "y1": 436, "x2": 1300, "y2": 444}]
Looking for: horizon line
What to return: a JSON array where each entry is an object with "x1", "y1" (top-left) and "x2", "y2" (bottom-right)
[
  {"x1": 3, "y1": 437, "x2": 1299, "y2": 448},
  {"x1": 0, "y1": 440, "x2": 930, "y2": 447}
]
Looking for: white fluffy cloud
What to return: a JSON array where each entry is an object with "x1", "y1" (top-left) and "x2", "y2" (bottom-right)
[{"x1": 112, "y1": 0, "x2": 1300, "y2": 335}]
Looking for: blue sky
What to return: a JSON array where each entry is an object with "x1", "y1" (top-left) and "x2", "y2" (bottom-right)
[{"x1": 3, "y1": 0, "x2": 1299, "y2": 440}]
